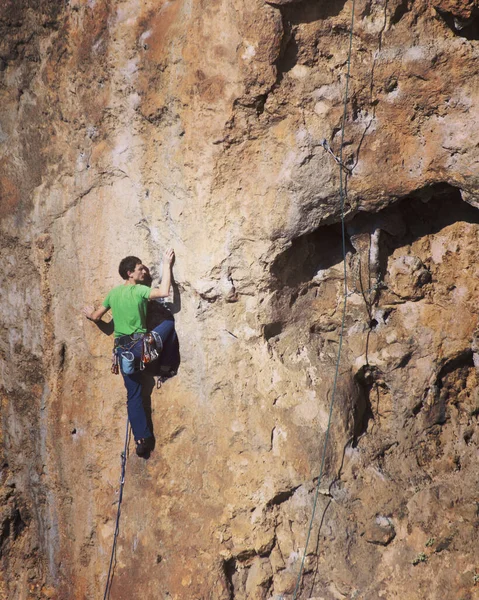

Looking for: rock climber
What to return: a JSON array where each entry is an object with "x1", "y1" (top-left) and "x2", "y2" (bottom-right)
[
  {"x1": 83, "y1": 250, "x2": 177, "y2": 457},
  {"x1": 142, "y1": 265, "x2": 180, "y2": 381}
]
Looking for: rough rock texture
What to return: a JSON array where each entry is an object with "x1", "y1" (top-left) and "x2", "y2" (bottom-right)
[{"x1": 1, "y1": 0, "x2": 479, "y2": 599}]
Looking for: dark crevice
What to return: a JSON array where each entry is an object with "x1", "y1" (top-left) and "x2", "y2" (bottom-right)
[
  {"x1": 276, "y1": 31, "x2": 299, "y2": 77},
  {"x1": 0, "y1": 508, "x2": 27, "y2": 558},
  {"x1": 223, "y1": 558, "x2": 236, "y2": 600},
  {"x1": 0, "y1": 519, "x2": 11, "y2": 554},
  {"x1": 382, "y1": 308, "x2": 393, "y2": 323},
  {"x1": 353, "y1": 368, "x2": 376, "y2": 445},
  {"x1": 436, "y1": 8, "x2": 479, "y2": 41},
  {"x1": 254, "y1": 94, "x2": 268, "y2": 116},
  {"x1": 436, "y1": 350, "x2": 474, "y2": 382},
  {"x1": 235, "y1": 547, "x2": 256, "y2": 562},
  {"x1": 421, "y1": 350, "x2": 474, "y2": 428},
  {"x1": 276, "y1": 0, "x2": 349, "y2": 24},
  {"x1": 264, "y1": 322, "x2": 283, "y2": 341},
  {"x1": 58, "y1": 343, "x2": 66, "y2": 370},
  {"x1": 390, "y1": 0, "x2": 410, "y2": 26},
  {"x1": 270, "y1": 9, "x2": 295, "y2": 89},
  {"x1": 271, "y1": 223, "x2": 354, "y2": 289},
  {"x1": 232, "y1": 95, "x2": 268, "y2": 115},
  {"x1": 266, "y1": 485, "x2": 300, "y2": 507},
  {"x1": 412, "y1": 399, "x2": 423, "y2": 416},
  {"x1": 353, "y1": 398, "x2": 373, "y2": 446},
  {"x1": 271, "y1": 183, "x2": 479, "y2": 295},
  {"x1": 360, "y1": 183, "x2": 479, "y2": 249},
  {"x1": 12, "y1": 509, "x2": 26, "y2": 539},
  {"x1": 394, "y1": 352, "x2": 412, "y2": 370},
  {"x1": 463, "y1": 429, "x2": 473, "y2": 445}
]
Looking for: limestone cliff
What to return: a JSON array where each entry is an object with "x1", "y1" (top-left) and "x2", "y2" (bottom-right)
[{"x1": 1, "y1": 0, "x2": 478, "y2": 598}]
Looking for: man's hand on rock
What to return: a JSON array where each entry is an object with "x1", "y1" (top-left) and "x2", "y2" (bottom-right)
[
  {"x1": 82, "y1": 306, "x2": 96, "y2": 321},
  {"x1": 163, "y1": 248, "x2": 175, "y2": 266},
  {"x1": 82, "y1": 305, "x2": 108, "y2": 322}
]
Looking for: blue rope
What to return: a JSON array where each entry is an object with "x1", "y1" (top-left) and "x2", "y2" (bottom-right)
[
  {"x1": 291, "y1": 2, "x2": 356, "y2": 598},
  {"x1": 103, "y1": 418, "x2": 130, "y2": 600}
]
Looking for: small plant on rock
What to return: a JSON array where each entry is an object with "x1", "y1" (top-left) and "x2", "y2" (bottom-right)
[{"x1": 412, "y1": 552, "x2": 428, "y2": 566}]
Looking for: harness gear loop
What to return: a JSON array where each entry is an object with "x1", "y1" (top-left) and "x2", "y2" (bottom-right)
[{"x1": 113, "y1": 332, "x2": 162, "y2": 374}]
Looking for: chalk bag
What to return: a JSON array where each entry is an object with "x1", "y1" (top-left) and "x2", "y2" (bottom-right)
[{"x1": 120, "y1": 351, "x2": 135, "y2": 375}]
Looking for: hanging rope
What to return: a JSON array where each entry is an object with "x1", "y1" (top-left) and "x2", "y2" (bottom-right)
[
  {"x1": 103, "y1": 418, "x2": 131, "y2": 600},
  {"x1": 291, "y1": 2, "x2": 356, "y2": 598}
]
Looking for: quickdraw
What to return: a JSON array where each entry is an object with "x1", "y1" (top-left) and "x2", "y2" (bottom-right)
[
  {"x1": 111, "y1": 351, "x2": 120, "y2": 374},
  {"x1": 140, "y1": 333, "x2": 158, "y2": 370}
]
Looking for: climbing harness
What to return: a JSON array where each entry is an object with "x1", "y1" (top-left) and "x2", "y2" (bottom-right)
[
  {"x1": 103, "y1": 418, "x2": 130, "y2": 600},
  {"x1": 292, "y1": 1, "x2": 356, "y2": 599},
  {"x1": 112, "y1": 332, "x2": 162, "y2": 374},
  {"x1": 112, "y1": 335, "x2": 142, "y2": 376}
]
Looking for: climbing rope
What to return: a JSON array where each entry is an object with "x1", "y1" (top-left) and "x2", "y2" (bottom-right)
[
  {"x1": 292, "y1": 2, "x2": 356, "y2": 598},
  {"x1": 103, "y1": 418, "x2": 130, "y2": 600}
]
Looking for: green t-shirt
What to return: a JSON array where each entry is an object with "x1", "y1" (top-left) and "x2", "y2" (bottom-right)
[{"x1": 102, "y1": 284, "x2": 152, "y2": 338}]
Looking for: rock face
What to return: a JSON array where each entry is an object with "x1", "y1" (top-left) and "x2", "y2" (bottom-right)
[{"x1": 1, "y1": 0, "x2": 479, "y2": 598}]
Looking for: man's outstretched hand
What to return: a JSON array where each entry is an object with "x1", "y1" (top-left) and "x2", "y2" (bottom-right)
[
  {"x1": 163, "y1": 248, "x2": 175, "y2": 266},
  {"x1": 82, "y1": 305, "x2": 108, "y2": 322},
  {"x1": 149, "y1": 249, "x2": 175, "y2": 299},
  {"x1": 82, "y1": 306, "x2": 96, "y2": 321}
]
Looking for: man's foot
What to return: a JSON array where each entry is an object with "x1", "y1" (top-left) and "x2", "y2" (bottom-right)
[{"x1": 135, "y1": 437, "x2": 154, "y2": 457}]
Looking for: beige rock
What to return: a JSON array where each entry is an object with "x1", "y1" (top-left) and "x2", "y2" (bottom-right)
[
  {"x1": 363, "y1": 515, "x2": 396, "y2": 546},
  {"x1": 245, "y1": 557, "x2": 273, "y2": 599}
]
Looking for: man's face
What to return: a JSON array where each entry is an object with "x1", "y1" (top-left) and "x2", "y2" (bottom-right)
[{"x1": 128, "y1": 263, "x2": 147, "y2": 283}]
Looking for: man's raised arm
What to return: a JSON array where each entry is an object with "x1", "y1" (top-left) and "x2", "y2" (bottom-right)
[{"x1": 149, "y1": 248, "x2": 175, "y2": 299}]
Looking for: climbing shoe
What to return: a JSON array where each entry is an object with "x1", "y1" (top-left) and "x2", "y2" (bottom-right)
[{"x1": 135, "y1": 437, "x2": 153, "y2": 457}]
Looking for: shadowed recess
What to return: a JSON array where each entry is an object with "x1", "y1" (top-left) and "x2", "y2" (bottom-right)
[
  {"x1": 269, "y1": 182, "x2": 479, "y2": 313},
  {"x1": 279, "y1": 0, "x2": 349, "y2": 24},
  {"x1": 436, "y1": 7, "x2": 479, "y2": 41},
  {"x1": 271, "y1": 223, "x2": 353, "y2": 289}
]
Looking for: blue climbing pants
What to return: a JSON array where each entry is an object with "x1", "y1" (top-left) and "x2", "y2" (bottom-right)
[{"x1": 121, "y1": 320, "x2": 177, "y2": 441}]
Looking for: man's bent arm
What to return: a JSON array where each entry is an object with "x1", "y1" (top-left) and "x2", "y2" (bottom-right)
[
  {"x1": 83, "y1": 305, "x2": 109, "y2": 322},
  {"x1": 149, "y1": 248, "x2": 174, "y2": 299}
]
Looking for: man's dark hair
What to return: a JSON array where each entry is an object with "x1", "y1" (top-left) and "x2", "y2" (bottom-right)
[{"x1": 119, "y1": 256, "x2": 142, "y2": 280}]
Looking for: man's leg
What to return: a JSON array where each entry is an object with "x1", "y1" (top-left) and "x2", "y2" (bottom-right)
[
  {"x1": 152, "y1": 320, "x2": 178, "y2": 368},
  {"x1": 122, "y1": 370, "x2": 152, "y2": 441}
]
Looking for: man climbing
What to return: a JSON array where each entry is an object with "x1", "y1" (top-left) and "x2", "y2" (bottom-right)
[{"x1": 83, "y1": 249, "x2": 177, "y2": 457}]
